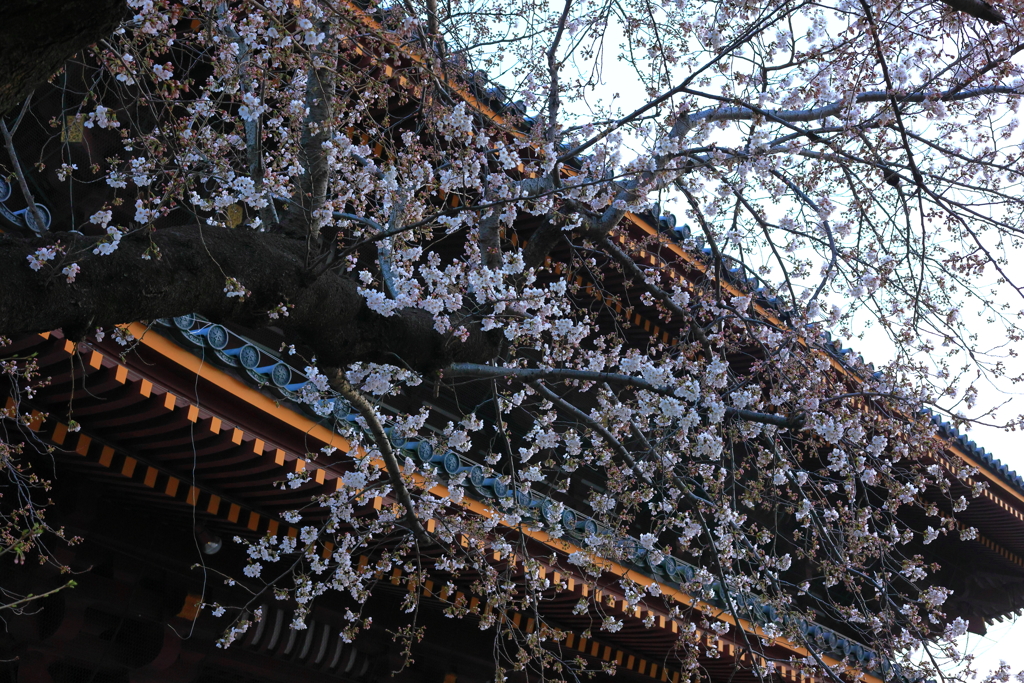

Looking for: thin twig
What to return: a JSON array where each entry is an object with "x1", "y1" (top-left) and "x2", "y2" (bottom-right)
[{"x1": 0, "y1": 579, "x2": 77, "y2": 613}]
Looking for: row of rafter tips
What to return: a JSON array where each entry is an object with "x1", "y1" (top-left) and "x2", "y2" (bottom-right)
[{"x1": 378, "y1": 554, "x2": 821, "y2": 683}]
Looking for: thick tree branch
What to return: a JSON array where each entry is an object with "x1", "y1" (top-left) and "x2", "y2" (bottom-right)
[
  {"x1": 0, "y1": 226, "x2": 499, "y2": 372},
  {"x1": 0, "y1": 0, "x2": 126, "y2": 116},
  {"x1": 478, "y1": 189, "x2": 504, "y2": 270},
  {"x1": 939, "y1": 0, "x2": 1005, "y2": 23},
  {"x1": 445, "y1": 363, "x2": 798, "y2": 428},
  {"x1": 522, "y1": 215, "x2": 564, "y2": 270},
  {"x1": 546, "y1": 0, "x2": 572, "y2": 144}
]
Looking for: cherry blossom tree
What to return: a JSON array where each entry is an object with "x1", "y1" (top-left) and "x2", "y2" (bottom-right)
[{"x1": 2, "y1": 0, "x2": 1024, "y2": 679}]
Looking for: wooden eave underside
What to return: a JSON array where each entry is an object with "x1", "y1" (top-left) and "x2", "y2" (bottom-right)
[{"x1": 5, "y1": 329, "x2": 888, "y2": 683}]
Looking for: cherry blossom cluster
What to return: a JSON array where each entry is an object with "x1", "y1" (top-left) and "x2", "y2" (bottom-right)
[{"x1": 8, "y1": 0, "x2": 1024, "y2": 678}]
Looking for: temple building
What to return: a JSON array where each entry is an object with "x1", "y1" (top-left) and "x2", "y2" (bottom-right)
[
  {"x1": 2, "y1": 207, "x2": 1024, "y2": 682},
  {"x1": 2, "y1": 6, "x2": 1024, "y2": 682}
]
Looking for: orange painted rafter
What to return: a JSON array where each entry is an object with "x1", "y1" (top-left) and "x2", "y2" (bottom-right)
[
  {"x1": 126, "y1": 322, "x2": 348, "y2": 453},
  {"x1": 105, "y1": 328, "x2": 869, "y2": 676}
]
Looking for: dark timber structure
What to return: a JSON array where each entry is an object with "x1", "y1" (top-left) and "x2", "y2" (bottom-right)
[
  {"x1": 2, "y1": 211, "x2": 1024, "y2": 682},
  {"x1": 2, "y1": 2, "x2": 1024, "y2": 680}
]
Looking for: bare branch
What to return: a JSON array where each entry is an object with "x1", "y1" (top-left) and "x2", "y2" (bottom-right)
[
  {"x1": 674, "y1": 83, "x2": 1022, "y2": 132},
  {"x1": 532, "y1": 380, "x2": 653, "y2": 485},
  {"x1": 328, "y1": 370, "x2": 433, "y2": 546},
  {"x1": 546, "y1": 0, "x2": 572, "y2": 144},
  {"x1": 444, "y1": 363, "x2": 798, "y2": 428},
  {"x1": 596, "y1": 235, "x2": 714, "y2": 358}
]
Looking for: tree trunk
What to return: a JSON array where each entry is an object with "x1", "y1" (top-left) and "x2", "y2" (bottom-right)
[{"x1": 0, "y1": 0, "x2": 127, "y2": 116}]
